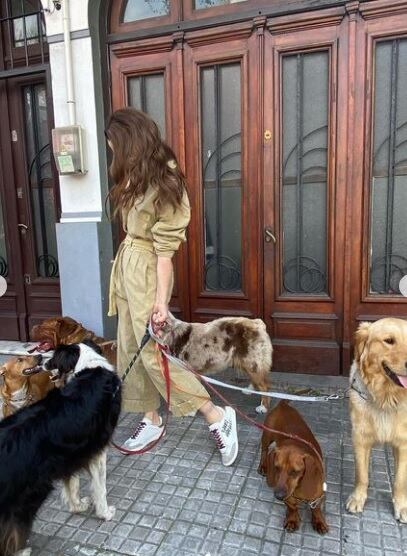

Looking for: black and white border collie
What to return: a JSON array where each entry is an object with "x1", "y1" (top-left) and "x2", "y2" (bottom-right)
[{"x1": 0, "y1": 341, "x2": 122, "y2": 556}]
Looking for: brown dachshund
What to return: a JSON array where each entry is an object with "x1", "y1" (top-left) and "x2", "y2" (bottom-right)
[
  {"x1": 0, "y1": 355, "x2": 54, "y2": 417},
  {"x1": 258, "y1": 401, "x2": 328, "y2": 534},
  {"x1": 31, "y1": 316, "x2": 117, "y2": 367}
]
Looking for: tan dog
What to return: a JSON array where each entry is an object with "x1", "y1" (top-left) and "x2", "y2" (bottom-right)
[
  {"x1": 160, "y1": 315, "x2": 272, "y2": 413},
  {"x1": 0, "y1": 355, "x2": 54, "y2": 417},
  {"x1": 258, "y1": 401, "x2": 328, "y2": 534},
  {"x1": 346, "y1": 318, "x2": 407, "y2": 523},
  {"x1": 31, "y1": 316, "x2": 117, "y2": 367}
]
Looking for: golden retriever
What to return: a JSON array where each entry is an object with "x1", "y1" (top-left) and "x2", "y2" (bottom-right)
[{"x1": 346, "y1": 318, "x2": 407, "y2": 522}]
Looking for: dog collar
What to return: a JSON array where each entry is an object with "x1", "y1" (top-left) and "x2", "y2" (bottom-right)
[{"x1": 350, "y1": 367, "x2": 371, "y2": 401}]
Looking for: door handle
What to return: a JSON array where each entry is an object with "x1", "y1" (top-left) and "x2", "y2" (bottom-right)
[
  {"x1": 18, "y1": 223, "x2": 29, "y2": 233},
  {"x1": 265, "y1": 227, "x2": 277, "y2": 243}
]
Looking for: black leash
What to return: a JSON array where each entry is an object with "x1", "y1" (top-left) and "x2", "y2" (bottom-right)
[{"x1": 120, "y1": 323, "x2": 151, "y2": 383}]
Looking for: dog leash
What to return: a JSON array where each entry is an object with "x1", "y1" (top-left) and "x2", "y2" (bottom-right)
[
  {"x1": 147, "y1": 324, "x2": 325, "y2": 470},
  {"x1": 147, "y1": 323, "x2": 342, "y2": 403}
]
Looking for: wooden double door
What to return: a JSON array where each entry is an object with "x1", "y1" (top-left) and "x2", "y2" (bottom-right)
[
  {"x1": 0, "y1": 74, "x2": 61, "y2": 339},
  {"x1": 110, "y1": 1, "x2": 407, "y2": 375}
]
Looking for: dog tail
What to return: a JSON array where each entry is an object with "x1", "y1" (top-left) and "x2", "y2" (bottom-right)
[{"x1": 0, "y1": 519, "x2": 28, "y2": 556}]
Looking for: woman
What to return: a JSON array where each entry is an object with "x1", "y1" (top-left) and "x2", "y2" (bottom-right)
[{"x1": 106, "y1": 108, "x2": 238, "y2": 466}]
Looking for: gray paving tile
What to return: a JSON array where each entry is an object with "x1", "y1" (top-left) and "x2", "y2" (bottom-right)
[{"x1": 24, "y1": 373, "x2": 403, "y2": 555}]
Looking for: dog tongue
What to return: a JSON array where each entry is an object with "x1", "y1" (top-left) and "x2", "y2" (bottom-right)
[
  {"x1": 27, "y1": 341, "x2": 53, "y2": 353},
  {"x1": 396, "y1": 374, "x2": 407, "y2": 388}
]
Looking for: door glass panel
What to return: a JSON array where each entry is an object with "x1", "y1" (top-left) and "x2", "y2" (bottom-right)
[
  {"x1": 11, "y1": 0, "x2": 46, "y2": 47},
  {"x1": 195, "y1": 0, "x2": 246, "y2": 9},
  {"x1": 370, "y1": 38, "x2": 407, "y2": 295},
  {"x1": 23, "y1": 84, "x2": 59, "y2": 278},
  {"x1": 282, "y1": 51, "x2": 329, "y2": 295},
  {"x1": 122, "y1": 0, "x2": 169, "y2": 22},
  {"x1": 201, "y1": 63, "x2": 242, "y2": 292},
  {"x1": 128, "y1": 73, "x2": 166, "y2": 136}
]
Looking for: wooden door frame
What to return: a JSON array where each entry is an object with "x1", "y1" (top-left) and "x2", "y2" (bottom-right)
[
  {"x1": 183, "y1": 24, "x2": 262, "y2": 322},
  {"x1": 263, "y1": 13, "x2": 347, "y2": 374},
  {"x1": 0, "y1": 68, "x2": 61, "y2": 339},
  {"x1": 349, "y1": 3, "x2": 407, "y2": 333},
  {"x1": 0, "y1": 77, "x2": 27, "y2": 338}
]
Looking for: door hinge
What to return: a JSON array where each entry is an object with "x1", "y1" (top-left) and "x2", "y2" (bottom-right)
[
  {"x1": 11, "y1": 130, "x2": 18, "y2": 142},
  {"x1": 24, "y1": 274, "x2": 31, "y2": 285}
]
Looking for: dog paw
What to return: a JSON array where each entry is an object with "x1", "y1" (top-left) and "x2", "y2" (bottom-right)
[
  {"x1": 97, "y1": 505, "x2": 116, "y2": 521},
  {"x1": 70, "y1": 496, "x2": 91, "y2": 513},
  {"x1": 284, "y1": 516, "x2": 300, "y2": 532},
  {"x1": 394, "y1": 501, "x2": 407, "y2": 523},
  {"x1": 346, "y1": 491, "x2": 367, "y2": 514},
  {"x1": 255, "y1": 404, "x2": 267, "y2": 414},
  {"x1": 312, "y1": 518, "x2": 329, "y2": 535}
]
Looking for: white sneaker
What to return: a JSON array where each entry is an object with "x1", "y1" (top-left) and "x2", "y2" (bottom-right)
[
  {"x1": 209, "y1": 406, "x2": 239, "y2": 467},
  {"x1": 123, "y1": 416, "x2": 165, "y2": 450}
]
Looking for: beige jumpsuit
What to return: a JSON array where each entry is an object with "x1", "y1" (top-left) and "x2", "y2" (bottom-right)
[{"x1": 108, "y1": 186, "x2": 210, "y2": 415}]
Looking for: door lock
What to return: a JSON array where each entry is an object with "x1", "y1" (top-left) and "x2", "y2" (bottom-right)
[{"x1": 265, "y1": 227, "x2": 277, "y2": 243}]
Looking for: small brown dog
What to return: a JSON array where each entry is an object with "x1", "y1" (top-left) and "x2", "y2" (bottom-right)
[
  {"x1": 159, "y1": 315, "x2": 272, "y2": 413},
  {"x1": 31, "y1": 316, "x2": 117, "y2": 367},
  {"x1": 258, "y1": 401, "x2": 328, "y2": 534},
  {"x1": 0, "y1": 355, "x2": 54, "y2": 417}
]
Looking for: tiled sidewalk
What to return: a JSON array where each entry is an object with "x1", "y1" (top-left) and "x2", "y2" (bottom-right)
[{"x1": 8, "y1": 368, "x2": 407, "y2": 555}]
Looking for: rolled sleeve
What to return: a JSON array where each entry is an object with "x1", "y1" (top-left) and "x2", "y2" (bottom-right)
[{"x1": 152, "y1": 190, "x2": 191, "y2": 258}]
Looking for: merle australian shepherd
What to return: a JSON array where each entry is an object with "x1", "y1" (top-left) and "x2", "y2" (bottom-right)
[{"x1": 0, "y1": 341, "x2": 121, "y2": 556}]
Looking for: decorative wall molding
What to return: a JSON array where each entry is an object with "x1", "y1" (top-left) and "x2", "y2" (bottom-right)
[
  {"x1": 184, "y1": 21, "x2": 253, "y2": 47},
  {"x1": 359, "y1": 0, "x2": 407, "y2": 20},
  {"x1": 267, "y1": 6, "x2": 345, "y2": 34},
  {"x1": 110, "y1": 36, "x2": 174, "y2": 57}
]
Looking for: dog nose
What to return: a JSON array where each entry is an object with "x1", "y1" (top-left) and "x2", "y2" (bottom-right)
[{"x1": 274, "y1": 488, "x2": 286, "y2": 501}]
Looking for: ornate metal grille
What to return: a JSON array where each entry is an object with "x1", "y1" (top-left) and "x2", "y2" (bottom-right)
[
  {"x1": 0, "y1": 0, "x2": 47, "y2": 78},
  {"x1": 370, "y1": 38, "x2": 407, "y2": 295},
  {"x1": 201, "y1": 63, "x2": 242, "y2": 292},
  {"x1": 282, "y1": 51, "x2": 329, "y2": 295}
]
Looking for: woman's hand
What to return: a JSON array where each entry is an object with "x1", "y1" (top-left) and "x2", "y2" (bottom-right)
[{"x1": 152, "y1": 302, "x2": 169, "y2": 325}]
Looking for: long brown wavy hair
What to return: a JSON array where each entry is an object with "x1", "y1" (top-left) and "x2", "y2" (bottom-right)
[{"x1": 105, "y1": 108, "x2": 186, "y2": 216}]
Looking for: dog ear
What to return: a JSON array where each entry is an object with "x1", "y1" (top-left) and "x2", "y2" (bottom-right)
[
  {"x1": 81, "y1": 338, "x2": 103, "y2": 355},
  {"x1": 297, "y1": 453, "x2": 322, "y2": 500},
  {"x1": 354, "y1": 322, "x2": 371, "y2": 362},
  {"x1": 266, "y1": 446, "x2": 278, "y2": 488}
]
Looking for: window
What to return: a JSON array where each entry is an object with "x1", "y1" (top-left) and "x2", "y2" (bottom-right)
[
  {"x1": 122, "y1": 0, "x2": 170, "y2": 22},
  {"x1": 10, "y1": 0, "x2": 45, "y2": 48},
  {"x1": 194, "y1": 0, "x2": 246, "y2": 10},
  {"x1": 369, "y1": 38, "x2": 407, "y2": 295}
]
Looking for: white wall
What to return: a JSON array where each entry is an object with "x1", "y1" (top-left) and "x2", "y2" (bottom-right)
[
  {"x1": 40, "y1": 0, "x2": 115, "y2": 338},
  {"x1": 41, "y1": 0, "x2": 102, "y2": 222}
]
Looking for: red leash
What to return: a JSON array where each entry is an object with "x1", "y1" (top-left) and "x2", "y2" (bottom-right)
[
  {"x1": 155, "y1": 343, "x2": 325, "y2": 470},
  {"x1": 112, "y1": 332, "x2": 324, "y2": 470}
]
